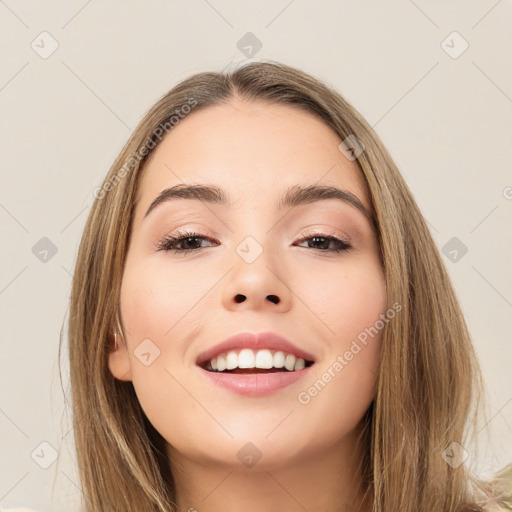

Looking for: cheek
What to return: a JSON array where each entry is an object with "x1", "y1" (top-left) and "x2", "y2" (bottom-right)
[
  {"x1": 301, "y1": 255, "x2": 387, "y2": 343},
  {"x1": 119, "y1": 256, "x2": 214, "y2": 346},
  {"x1": 292, "y1": 257, "x2": 386, "y2": 431},
  {"x1": 118, "y1": 259, "x2": 206, "y2": 442},
  {"x1": 118, "y1": 256, "x2": 222, "y2": 410},
  {"x1": 294, "y1": 340, "x2": 380, "y2": 451}
]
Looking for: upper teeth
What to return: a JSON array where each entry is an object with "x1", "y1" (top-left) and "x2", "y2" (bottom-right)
[{"x1": 207, "y1": 349, "x2": 307, "y2": 372}]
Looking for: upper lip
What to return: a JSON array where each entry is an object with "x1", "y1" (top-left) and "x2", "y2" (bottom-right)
[{"x1": 195, "y1": 331, "x2": 316, "y2": 367}]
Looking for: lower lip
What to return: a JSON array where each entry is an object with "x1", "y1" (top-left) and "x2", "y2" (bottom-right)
[{"x1": 197, "y1": 366, "x2": 313, "y2": 397}]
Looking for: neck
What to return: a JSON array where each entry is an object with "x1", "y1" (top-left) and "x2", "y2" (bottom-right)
[{"x1": 167, "y1": 426, "x2": 372, "y2": 512}]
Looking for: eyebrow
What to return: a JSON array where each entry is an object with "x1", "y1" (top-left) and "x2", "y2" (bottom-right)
[{"x1": 143, "y1": 183, "x2": 375, "y2": 227}]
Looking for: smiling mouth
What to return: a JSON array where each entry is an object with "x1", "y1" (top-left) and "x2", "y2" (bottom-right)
[
  {"x1": 203, "y1": 365, "x2": 315, "y2": 374},
  {"x1": 200, "y1": 348, "x2": 315, "y2": 373}
]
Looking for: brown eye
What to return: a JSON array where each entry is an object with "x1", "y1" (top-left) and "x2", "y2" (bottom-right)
[
  {"x1": 156, "y1": 230, "x2": 218, "y2": 255},
  {"x1": 295, "y1": 232, "x2": 352, "y2": 253}
]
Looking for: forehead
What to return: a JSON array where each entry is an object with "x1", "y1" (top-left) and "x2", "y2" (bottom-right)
[{"x1": 134, "y1": 99, "x2": 371, "y2": 217}]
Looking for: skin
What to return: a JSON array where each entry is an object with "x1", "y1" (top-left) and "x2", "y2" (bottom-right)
[{"x1": 108, "y1": 97, "x2": 387, "y2": 512}]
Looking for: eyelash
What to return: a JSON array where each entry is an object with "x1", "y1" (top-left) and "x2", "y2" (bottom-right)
[{"x1": 155, "y1": 229, "x2": 352, "y2": 255}]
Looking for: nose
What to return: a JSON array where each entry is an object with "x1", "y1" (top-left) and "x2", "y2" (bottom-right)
[
  {"x1": 221, "y1": 242, "x2": 292, "y2": 312},
  {"x1": 234, "y1": 293, "x2": 280, "y2": 304}
]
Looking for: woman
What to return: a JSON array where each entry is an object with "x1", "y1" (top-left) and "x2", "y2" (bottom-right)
[{"x1": 66, "y1": 60, "x2": 511, "y2": 511}]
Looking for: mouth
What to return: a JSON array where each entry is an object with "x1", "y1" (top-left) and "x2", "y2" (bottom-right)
[{"x1": 199, "y1": 348, "x2": 316, "y2": 374}]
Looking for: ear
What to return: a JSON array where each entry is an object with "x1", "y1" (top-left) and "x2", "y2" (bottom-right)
[{"x1": 107, "y1": 331, "x2": 133, "y2": 381}]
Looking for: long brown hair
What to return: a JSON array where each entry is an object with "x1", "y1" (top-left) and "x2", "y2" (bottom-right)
[{"x1": 64, "y1": 60, "x2": 505, "y2": 511}]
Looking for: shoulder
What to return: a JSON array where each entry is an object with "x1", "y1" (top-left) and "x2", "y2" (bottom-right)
[
  {"x1": 481, "y1": 503, "x2": 511, "y2": 511},
  {"x1": 483, "y1": 463, "x2": 512, "y2": 511}
]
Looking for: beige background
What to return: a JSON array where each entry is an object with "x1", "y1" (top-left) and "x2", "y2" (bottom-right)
[{"x1": 1, "y1": 1, "x2": 511, "y2": 510}]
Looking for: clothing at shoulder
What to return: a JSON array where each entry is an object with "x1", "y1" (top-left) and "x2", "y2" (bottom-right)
[
  {"x1": 483, "y1": 503, "x2": 512, "y2": 511},
  {"x1": 486, "y1": 463, "x2": 512, "y2": 510}
]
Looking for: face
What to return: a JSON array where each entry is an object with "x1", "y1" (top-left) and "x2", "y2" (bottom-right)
[{"x1": 108, "y1": 99, "x2": 387, "y2": 471}]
